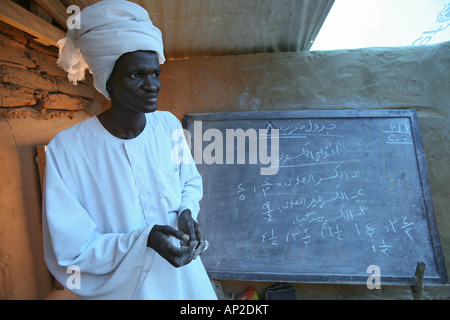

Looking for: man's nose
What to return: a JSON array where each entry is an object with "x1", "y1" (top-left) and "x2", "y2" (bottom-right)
[{"x1": 142, "y1": 75, "x2": 160, "y2": 91}]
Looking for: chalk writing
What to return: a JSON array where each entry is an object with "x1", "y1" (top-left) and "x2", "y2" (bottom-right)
[
  {"x1": 382, "y1": 121, "x2": 413, "y2": 145},
  {"x1": 324, "y1": 247, "x2": 345, "y2": 262},
  {"x1": 266, "y1": 119, "x2": 340, "y2": 139},
  {"x1": 261, "y1": 229, "x2": 278, "y2": 246},
  {"x1": 231, "y1": 118, "x2": 422, "y2": 266},
  {"x1": 236, "y1": 183, "x2": 246, "y2": 200},
  {"x1": 279, "y1": 142, "x2": 340, "y2": 164}
]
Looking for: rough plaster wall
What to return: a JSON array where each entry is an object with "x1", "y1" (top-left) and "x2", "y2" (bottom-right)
[
  {"x1": 160, "y1": 42, "x2": 449, "y2": 116},
  {"x1": 0, "y1": 118, "x2": 34, "y2": 299},
  {"x1": 0, "y1": 114, "x2": 90, "y2": 300},
  {"x1": 158, "y1": 41, "x2": 450, "y2": 299},
  {"x1": 0, "y1": 22, "x2": 107, "y2": 299}
]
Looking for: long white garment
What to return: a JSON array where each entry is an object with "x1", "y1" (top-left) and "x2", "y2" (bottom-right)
[{"x1": 42, "y1": 111, "x2": 217, "y2": 300}]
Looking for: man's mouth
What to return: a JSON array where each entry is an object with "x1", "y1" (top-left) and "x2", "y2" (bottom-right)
[{"x1": 143, "y1": 94, "x2": 158, "y2": 102}]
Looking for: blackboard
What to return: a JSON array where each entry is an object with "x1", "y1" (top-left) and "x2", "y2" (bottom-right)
[{"x1": 182, "y1": 110, "x2": 448, "y2": 285}]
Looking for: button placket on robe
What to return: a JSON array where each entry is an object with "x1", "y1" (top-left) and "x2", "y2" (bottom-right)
[{"x1": 124, "y1": 139, "x2": 163, "y2": 225}]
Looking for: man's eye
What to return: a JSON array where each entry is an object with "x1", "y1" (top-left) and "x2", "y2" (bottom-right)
[
  {"x1": 130, "y1": 73, "x2": 140, "y2": 79},
  {"x1": 152, "y1": 72, "x2": 160, "y2": 78}
]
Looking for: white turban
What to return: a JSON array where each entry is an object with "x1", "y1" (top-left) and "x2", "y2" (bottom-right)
[{"x1": 57, "y1": 0, "x2": 165, "y2": 99}]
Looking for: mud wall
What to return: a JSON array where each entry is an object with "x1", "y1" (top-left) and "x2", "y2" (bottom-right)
[{"x1": 0, "y1": 21, "x2": 105, "y2": 299}]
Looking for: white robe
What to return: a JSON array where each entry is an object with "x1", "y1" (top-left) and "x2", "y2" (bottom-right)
[{"x1": 42, "y1": 111, "x2": 217, "y2": 300}]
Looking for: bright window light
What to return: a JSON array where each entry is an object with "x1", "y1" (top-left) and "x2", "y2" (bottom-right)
[{"x1": 310, "y1": 0, "x2": 450, "y2": 51}]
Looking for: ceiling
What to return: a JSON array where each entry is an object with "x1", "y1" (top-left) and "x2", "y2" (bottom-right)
[{"x1": 4, "y1": 0, "x2": 334, "y2": 60}]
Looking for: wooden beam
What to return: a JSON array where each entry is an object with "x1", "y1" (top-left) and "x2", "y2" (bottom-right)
[
  {"x1": 34, "y1": 0, "x2": 69, "y2": 30},
  {"x1": 0, "y1": 0, "x2": 66, "y2": 46},
  {"x1": 30, "y1": 1, "x2": 52, "y2": 24}
]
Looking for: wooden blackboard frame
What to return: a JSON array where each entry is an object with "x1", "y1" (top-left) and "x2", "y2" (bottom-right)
[{"x1": 183, "y1": 109, "x2": 448, "y2": 285}]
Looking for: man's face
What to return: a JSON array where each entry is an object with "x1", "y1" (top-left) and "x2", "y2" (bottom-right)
[{"x1": 107, "y1": 50, "x2": 161, "y2": 113}]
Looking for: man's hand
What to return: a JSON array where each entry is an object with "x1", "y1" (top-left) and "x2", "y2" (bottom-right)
[
  {"x1": 147, "y1": 225, "x2": 196, "y2": 268},
  {"x1": 177, "y1": 209, "x2": 207, "y2": 259}
]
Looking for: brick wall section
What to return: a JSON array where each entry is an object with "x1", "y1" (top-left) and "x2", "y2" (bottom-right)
[{"x1": 0, "y1": 20, "x2": 105, "y2": 120}]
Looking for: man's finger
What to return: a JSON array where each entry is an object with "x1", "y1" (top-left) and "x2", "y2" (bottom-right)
[
  {"x1": 180, "y1": 218, "x2": 196, "y2": 243},
  {"x1": 167, "y1": 240, "x2": 197, "y2": 268},
  {"x1": 193, "y1": 229, "x2": 206, "y2": 258},
  {"x1": 160, "y1": 225, "x2": 189, "y2": 242},
  {"x1": 178, "y1": 210, "x2": 198, "y2": 244}
]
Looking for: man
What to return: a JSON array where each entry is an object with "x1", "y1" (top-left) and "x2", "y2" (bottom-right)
[{"x1": 42, "y1": 0, "x2": 217, "y2": 299}]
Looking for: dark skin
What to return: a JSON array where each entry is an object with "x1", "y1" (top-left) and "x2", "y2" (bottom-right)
[{"x1": 98, "y1": 50, "x2": 206, "y2": 267}]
